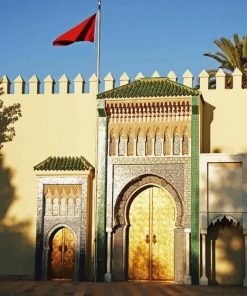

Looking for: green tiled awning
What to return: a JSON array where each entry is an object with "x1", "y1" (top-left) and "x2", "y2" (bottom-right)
[
  {"x1": 34, "y1": 156, "x2": 93, "y2": 171},
  {"x1": 97, "y1": 77, "x2": 199, "y2": 99}
]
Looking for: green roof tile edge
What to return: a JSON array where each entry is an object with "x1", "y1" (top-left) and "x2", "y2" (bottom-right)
[
  {"x1": 97, "y1": 77, "x2": 200, "y2": 99},
  {"x1": 34, "y1": 156, "x2": 94, "y2": 171}
]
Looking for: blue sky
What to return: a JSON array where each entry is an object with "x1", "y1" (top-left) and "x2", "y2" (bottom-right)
[{"x1": 1, "y1": 0, "x2": 247, "y2": 88}]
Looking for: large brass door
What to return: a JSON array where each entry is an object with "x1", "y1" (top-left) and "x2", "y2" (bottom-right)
[
  {"x1": 50, "y1": 228, "x2": 75, "y2": 280},
  {"x1": 128, "y1": 187, "x2": 175, "y2": 281}
]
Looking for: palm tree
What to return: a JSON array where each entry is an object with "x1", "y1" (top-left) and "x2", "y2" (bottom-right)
[{"x1": 203, "y1": 34, "x2": 247, "y2": 87}]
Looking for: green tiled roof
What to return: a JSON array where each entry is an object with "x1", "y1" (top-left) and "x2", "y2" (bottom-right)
[
  {"x1": 34, "y1": 156, "x2": 93, "y2": 171},
  {"x1": 97, "y1": 77, "x2": 199, "y2": 99}
]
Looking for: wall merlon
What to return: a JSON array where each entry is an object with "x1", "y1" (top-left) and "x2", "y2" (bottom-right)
[
  {"x1": 104, "y1": 72, "x2": 115, "y2": 91},
  {"x1": 120, "y1": 72, "x2": 130, "y2": 86},
  {"x1": 44, "y1": 75, "x2": 55, "y2": 94},
  {"x1": 89, "y1": 73, "x2": 99, "y2": 95},
  {"x1": 29, "y1": 75, "x2": 40, "y2": 94},
  {"x1": 183, "y1": 70, "x2": 194, "y2": 88},
  {"x1": 215, "y1": 69, "x2": 226, "y2": 90},
  {"x1": 74, "y1": 74, "x2": 85, "y2": 94},
  {"x1": 232, "y1": 68, "x2": 243, "y2": 89},
  {"x1": 59, "y1": 74, "x2": 70, "y2": 94},
  {"x1": 1, "y1": 75, "x2": 11, "y2": 94},
  {"x1": 14, "y1": 75, "x2": 25, "y2": 94},
  {"x1": 152, "y1": 71, "x2": 160, "y2": 78},
  {"x1": 167, "y1": 71, "x2": 177, "y2": 82},
  {"x1": 135, "y1": 72, "x2": 144, "y2": 80},
  {"x1": 199, "y1": 70, "x2": 209, "y2": 90}
]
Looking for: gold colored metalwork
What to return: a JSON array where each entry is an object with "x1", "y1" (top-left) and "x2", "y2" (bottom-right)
[
  {"x1": 128, "y1": 189, "x2": 150, "y2": 280},
  {"x1": 50, "y1": 228, "x2": 76, "y2": 279},
  {"x1": 128, "y1": 187, "x2": 175, "y2": 281},
  {"x1": 145, "y1": 234, "x2": 150, "y2": 244}
]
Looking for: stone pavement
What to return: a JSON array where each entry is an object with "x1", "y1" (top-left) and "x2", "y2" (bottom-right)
[{"x1": 0, "y1": 281, "x2": 246, "y2": 296}]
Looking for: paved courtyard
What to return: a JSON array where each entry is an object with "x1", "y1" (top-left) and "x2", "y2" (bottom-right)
[{"x1": 0, "y1": 281, "x2": 246, "y2": 296}]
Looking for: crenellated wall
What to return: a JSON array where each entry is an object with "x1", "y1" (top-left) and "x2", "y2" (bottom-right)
[
  {"x1": 3, "y1": 68, "x2": 247, "y2": 155},
  {"x1": 1, "y1": 67, "x2": 247, "y2": 278},
  {"x1": 1, "y1": 68, "x2": 246, "y2": 95}
]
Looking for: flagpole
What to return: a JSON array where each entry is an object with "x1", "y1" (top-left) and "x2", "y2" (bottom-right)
[{"x1": 96, "y1": 0, "x2": 101, "y2": 91}]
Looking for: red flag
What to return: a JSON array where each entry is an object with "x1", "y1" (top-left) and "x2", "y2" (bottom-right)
[{"x1": 53, "y1": 13, "x2": 96, "y2": 46}]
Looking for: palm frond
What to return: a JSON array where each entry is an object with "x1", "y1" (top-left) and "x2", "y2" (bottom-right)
[
  {"x1": 204, "y1": 34, "x2": 247, "y2": 81},
  {"x1": 203, "y1": 52, "x2": 229, "y2": 65}
]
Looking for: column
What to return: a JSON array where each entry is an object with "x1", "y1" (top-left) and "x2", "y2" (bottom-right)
[
  {"x1": 170, "y1": 140, "x2": 173, "y2": 155},
  {"x1": 133, "y1": 139, "x2": 137, "y2": 156},
  {"x1": 243, "y1": 230, "x2": 247, "y2": 287},
  {"x1": 184, "y1": 228, "x2": 191, "y2": 284},
  {"x1": 96, "y1": 99, "x2": 108, "y2": 281},
  {"x1": 179, "y1": 137, "x2": 183, "y2": 155},
  {"x1": 152, "y1": 139, "x2": 155, "y2": 156},
  {"x1": 200, "y1": 229, "x2": 208, "y2": 285},
  {"x1": 105, "y1": 228, "x2": 113, "y2": 282},
  {"x1": 161, "y1": 139, "x2": 164, "y2": 156},
  {"x1": 191, "y1": 95, "x2": 200, "y2": 284}
]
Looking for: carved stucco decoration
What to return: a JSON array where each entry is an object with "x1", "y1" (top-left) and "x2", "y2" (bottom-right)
[
  {"x1": 114, "y1": 174, "x2": 184, "y2": 227},
  {"x1": 113, "y1": 163, "x2": 185, "y2": 202}
]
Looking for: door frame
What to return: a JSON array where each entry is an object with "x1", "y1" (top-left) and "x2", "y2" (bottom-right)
[{"x1": 113, "y1": 174, "x2": 184, "y2": 281}]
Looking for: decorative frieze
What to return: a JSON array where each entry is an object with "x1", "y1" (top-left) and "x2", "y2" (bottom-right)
[
  {"x1": 108, "y1": 124, "x2": 190, "y2": 157},
  {"x1": 106, "y1": 100, "x2": 191, "y2": 123}
]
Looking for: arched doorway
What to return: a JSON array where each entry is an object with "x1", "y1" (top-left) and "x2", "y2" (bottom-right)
[
  {"x1": 128, "y1": 186, "x2": 175, "y2": 281},
  {"x1": 206, "y1": 217, "x2": 244, "y2": 285},
  {"x1": 49, "y1": 227, "x2": 76, "y2": 280}
]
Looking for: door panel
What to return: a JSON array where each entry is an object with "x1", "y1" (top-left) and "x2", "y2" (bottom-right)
[
  {"x1": 50, "y1": 228, "x2": 75, "y2": 279},
  {"x1": 152, "y1": 187, "x2": 175, "y2": 280},
  {"x1": 51, "y1": 228, "x2": 63, "y2": 279},
  {"x1": 128, "y1": 189, "x2": 150, "y2": 280},
  {"x1": 128, "y1": 186, "x2": 175, "y2": 281}
]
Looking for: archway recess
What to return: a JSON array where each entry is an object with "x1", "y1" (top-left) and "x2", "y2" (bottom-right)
[
  {"x1": 206, "y1": 216, "x2": 244, "y2": 286},
  {"x1": 114, "y1": 174, "x2": 183, "y2": 228}
]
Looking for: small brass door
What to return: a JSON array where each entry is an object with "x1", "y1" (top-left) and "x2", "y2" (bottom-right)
[
  {"x1": 128, "y1": 187, "x2": 175, "y2": 281},
  {"x1": 50, "y1": 228, "x2": 75, "y2": 280}
]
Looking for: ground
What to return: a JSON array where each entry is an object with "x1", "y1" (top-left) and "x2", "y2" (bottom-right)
[{"x1": 0, "y1": 281, "x2": 246, "y2": 296}]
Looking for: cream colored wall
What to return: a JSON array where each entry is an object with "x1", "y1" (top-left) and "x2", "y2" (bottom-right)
[
  {"x1": 200, "y1": 154, "x2": 247, "y2": 229},
  {"x1": 199, "y1": 69, "x2": 247, "y2": 154},
  {"x1": 0, "y1": 86, "x2": 97, "y2": 276}
]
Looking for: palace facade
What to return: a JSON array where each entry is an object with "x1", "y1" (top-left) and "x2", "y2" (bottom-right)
[{"x1": 1, "y1": 69, "x2": 247, "y2": 286}]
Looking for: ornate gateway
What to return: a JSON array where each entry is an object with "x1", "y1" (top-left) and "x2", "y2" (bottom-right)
[
  {"x1": 96, "y1": 77, "x2": 200, "y2": 283},
  {"x1": 34, "y1": 156, "x2": 94, "y2": 280}
]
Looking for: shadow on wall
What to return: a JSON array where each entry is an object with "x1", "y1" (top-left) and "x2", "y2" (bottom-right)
[
  {"x1": 201, "y1": 101, "x2": 215, "y2": 153},
  {"x1": 206, "y1": 218, "x2": 244, "y2": 286},
  {"x1": 201, "y1": 156, "x2": 246, "y2": 285},
  {"x1": 0, "y1": 155, "x2": 35, "y2": 279}
]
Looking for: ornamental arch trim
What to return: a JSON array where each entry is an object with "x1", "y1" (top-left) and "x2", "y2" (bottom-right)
[
  {"x1": 44, "y1": 223, "x2": 78, "y2": 249},
  {"x1": 114, "y1": 174, "x2": 184, "y2": 228}
]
